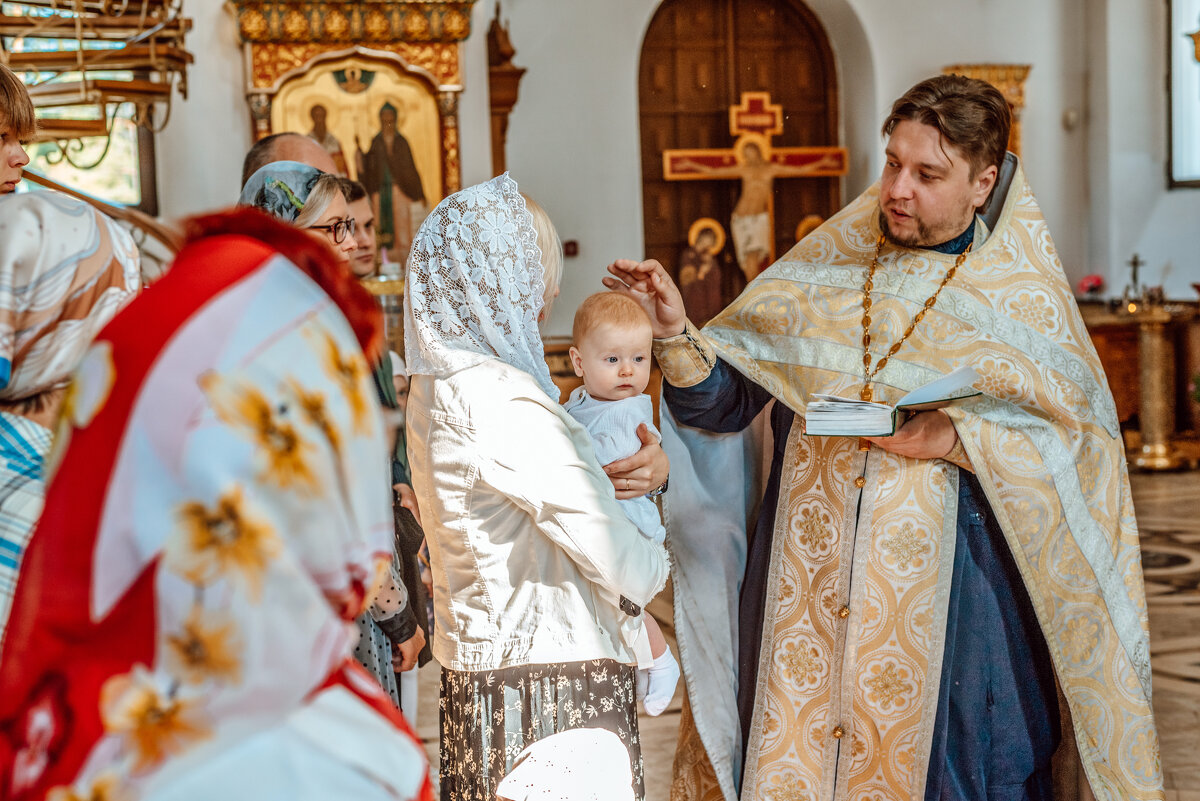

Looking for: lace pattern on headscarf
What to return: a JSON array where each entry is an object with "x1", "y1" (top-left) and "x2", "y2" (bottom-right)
[{"x1": 403, "y1": 173, "x2": 556, "y2": 399}]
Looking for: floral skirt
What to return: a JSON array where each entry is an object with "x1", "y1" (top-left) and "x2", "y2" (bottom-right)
[{"x1": 439, "y1": 659, "x2": 644, "y2": 801}]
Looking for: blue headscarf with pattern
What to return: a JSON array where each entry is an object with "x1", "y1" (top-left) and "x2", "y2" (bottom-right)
[{"x1": 238, "y1": 161, "x2": 324, "y2": 223}]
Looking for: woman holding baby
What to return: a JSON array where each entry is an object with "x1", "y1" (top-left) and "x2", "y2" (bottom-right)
[{"x1": 404, "y1": 174, "x2": 670, "y2": 801}]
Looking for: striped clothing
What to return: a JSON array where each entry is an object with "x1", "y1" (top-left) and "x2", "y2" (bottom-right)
[{"x1": 0, "y1": 411, "x2": 51, "y2": 646}]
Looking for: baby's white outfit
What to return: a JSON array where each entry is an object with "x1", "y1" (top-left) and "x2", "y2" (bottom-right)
[
  {"x1": 564, "y1": 386, "x2": 679, "y2": 717},
  {"x1": 563, "y1": 387, "x2": 666, "y2": 544}
]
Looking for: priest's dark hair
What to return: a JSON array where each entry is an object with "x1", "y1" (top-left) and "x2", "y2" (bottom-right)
[{"x1": 882, "y1": 74, "x2": 1011, "y2": 179}]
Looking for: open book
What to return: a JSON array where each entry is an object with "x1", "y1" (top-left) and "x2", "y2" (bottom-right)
[{"x1": 804, "y1": 366, "x2": 982, "y2": 437}]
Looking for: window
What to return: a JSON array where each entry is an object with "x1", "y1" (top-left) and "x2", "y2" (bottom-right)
[
  {"x1": 1170, "y1": 0, "x2": 1200, "y2": 187},
  {"x1": 2, "y1": 2, "x2": 162, "y2": 212}
]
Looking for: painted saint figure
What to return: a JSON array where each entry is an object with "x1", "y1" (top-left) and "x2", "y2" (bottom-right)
[
  {"x1": 358, "y1": 102, "x2": 427, "y2": 264},
  {"x1": 307, "y1": 104, "x2": 349, "y2": 176},
  {"x1": 677, "y1": 218, "x2": 730, "y2": 327}
]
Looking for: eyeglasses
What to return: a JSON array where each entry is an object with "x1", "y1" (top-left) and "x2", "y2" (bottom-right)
[{"x1": 308, "y1": 217, "x2": 356, "y2": 244}]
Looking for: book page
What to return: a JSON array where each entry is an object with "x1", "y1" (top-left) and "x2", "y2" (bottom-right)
[{"x1": 896, "y1": 365, "x2": 981, "y2": 409}]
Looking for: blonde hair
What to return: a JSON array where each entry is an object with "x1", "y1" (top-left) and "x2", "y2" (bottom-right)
[
  {"x1": 572, "y1": 292, "x2": 651, "y2": 345},
  {"x1": 521, "y1": 193, "x2": 562, "y2": 310},
  {"x1": 0, "y1": 64, "x2": 36, "y2": 141},
  {"x1": 293, "y1": 173, "x2": 345, "y2": 228}
]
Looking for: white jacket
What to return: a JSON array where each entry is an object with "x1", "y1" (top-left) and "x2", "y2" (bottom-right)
[{"x1": 406, "y1": 357, "x2": 669, "y2": 672}]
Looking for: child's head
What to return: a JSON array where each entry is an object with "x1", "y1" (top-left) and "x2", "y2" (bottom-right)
[
  {"x1": 0, "y1": 64, "x2": 34, "y2": 194},
  {"x1": 569, "y1": 292, "x2": 653, "y2": 402}
]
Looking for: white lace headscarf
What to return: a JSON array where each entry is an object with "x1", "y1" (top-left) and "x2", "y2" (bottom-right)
[{"x1": 404, "y1": 173, "x2": 557, "y2": 399}]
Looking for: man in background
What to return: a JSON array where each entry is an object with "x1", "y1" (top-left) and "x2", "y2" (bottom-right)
[
  {"x1": 240, "y1": 131, "x2": 337, "y2": 188},
  {"x1": 341, "y1": 177, "x2": 379, "y2": 278}
]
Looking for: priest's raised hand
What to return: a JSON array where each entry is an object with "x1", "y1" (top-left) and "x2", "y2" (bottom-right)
[{"x1": 603, "y1": 258, "x2": 688, "y2": 339}]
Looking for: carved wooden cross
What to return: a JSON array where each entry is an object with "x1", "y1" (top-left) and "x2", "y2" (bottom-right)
[{"x1": 662, "y1": 92, "x2": 848, "y2": 274}]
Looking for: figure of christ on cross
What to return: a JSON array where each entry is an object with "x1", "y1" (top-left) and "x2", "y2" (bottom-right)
[
  {"x1": 669, "y1": 136, "x2": 845, "y2": 281},
  {"x1": 663, "y1": 92, "x2": 847, "y2": 283}
]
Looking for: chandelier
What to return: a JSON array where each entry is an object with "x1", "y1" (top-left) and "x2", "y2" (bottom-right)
[{"x1": 0, "y1": 0, "x2": 192, "y2": 167}]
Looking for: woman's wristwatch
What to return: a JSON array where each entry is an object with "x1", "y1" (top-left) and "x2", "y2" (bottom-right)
[{"x1": 645, "y1": 477, "x2": 669, "y2": 498}]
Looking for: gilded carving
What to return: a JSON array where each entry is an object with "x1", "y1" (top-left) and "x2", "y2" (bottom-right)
[
  {"x1": 442, "y1": 123, "x2": 461, "y2": 192},
  {"x1": 283, "y1": 9, "x2": 308, "y2": 39},
  {"x1": 368, "y1": 9, "x2": 393, "y2": 39},
  {"x1": 325, "y1": 9, "x2": 350, "y2": 38},
  {"x1": 249, "y1": 43, "x2": 461, "y2": 88},
  {"x1": 231, "y1": 2, "x2": 476, "y2": 44},
  {"x1": 242, "y1": 9, "x2": 268, "y2": 38}
]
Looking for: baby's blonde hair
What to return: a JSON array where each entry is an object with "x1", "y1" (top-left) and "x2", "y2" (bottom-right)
[{"x1": 572, "y1": 292, "x2": 652, "y2": 346}]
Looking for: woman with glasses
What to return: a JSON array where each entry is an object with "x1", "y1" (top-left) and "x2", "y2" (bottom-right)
[
  {"x1": 239, "y1": 160, "x2": 422, "y2": 717},
  {"x1": 239, "y1": 160, "x2": 358, "y2": 261}
]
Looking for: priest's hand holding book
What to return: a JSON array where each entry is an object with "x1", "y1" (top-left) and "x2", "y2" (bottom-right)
[
  {"x1": 805, "y1": 366, "x2": 981, "y2": 462},
  {"x1": 862, "y1": 410, "x2": 960, "y2": 460}
]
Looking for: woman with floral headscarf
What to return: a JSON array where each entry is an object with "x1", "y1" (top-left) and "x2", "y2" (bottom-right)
[
  {"x1": 0, "y1": 192, "x2": 140, "y2": 647},
  {"x1": 404, "y1": 174, "x2": 669, "y2": 801},
  {"x1": 0, "y1": 209, "x2": 432, "y2": 801}
]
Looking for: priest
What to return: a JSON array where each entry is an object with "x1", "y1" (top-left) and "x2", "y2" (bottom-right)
[{"x1": 606, "y1": 75, "x2": 1160, "y2": 801}]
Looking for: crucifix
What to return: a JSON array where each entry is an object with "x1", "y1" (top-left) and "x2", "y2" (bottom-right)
[
  {"x1": 1122, "y1": 252, "x2": 1146, "y2": 310},
  {"x1": 1128, "y1": 253, "x2": 1145, "y2": 293},
  {"x1": 663, "y1": 92, "x2": 848, "y2": 282}
]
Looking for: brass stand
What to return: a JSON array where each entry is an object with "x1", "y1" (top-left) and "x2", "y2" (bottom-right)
[
  {"x1": 360, "y1": 276, "x2": 406, "y2": 358},
  {"x1": 1082, "y1": 304, "x2": 1189, "y2": 471},
  {"x1": 1134, "y1": 309, "x2": 1186, "y2": 469}
]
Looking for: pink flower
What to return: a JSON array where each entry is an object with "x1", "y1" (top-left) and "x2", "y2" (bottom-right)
[{"x1": 1077, "y1": 274, "x2": 1104, "y2": 295}]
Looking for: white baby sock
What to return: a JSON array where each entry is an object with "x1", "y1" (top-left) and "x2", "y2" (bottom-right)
[{"x1": 642, "y1": 649, "x2": 680, "y2": 716}]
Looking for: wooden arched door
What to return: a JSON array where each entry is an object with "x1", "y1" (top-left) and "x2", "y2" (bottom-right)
[{"x1": 639, "y1": 0, "x2": 840, "y2": 314}]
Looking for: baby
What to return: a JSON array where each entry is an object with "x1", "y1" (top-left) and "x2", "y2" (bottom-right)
[{"x1": 564, "y1": 291, "x2": 680, "y2": 716}]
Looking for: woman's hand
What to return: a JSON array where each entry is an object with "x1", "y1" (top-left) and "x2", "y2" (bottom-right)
[
  {"x1": 604, "y1": 424, "x2": 669, "y2": 499},
  {"x1": 392, "y1": 626, "x2": 426, "y2": 672},
  {"x1": 603, "y1": 259, "x2": 688, "y2": 339}
]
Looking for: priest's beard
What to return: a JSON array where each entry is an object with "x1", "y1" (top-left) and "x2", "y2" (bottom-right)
[{"x1": 877, "y1": 206, "x2": 975, "y2": 249}]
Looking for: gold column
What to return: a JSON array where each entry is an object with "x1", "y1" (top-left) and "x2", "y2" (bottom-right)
[{"x1": 1134, "y1": 308, "x2": 1184, "y2": 470}]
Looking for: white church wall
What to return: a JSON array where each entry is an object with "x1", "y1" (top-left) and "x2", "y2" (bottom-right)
[
  {"x1": 838, "y1": 0, "x2": 1090, "y2": 278},
  {"x1": 156, "y1": 3, "x2": 249, "y2": 220},
  {"x1": 459, "y1": 0, "x2": 496, "y2": 188},
  {"x1": 1095, "y1": 0, "x2": 1200, "y2": 299}
]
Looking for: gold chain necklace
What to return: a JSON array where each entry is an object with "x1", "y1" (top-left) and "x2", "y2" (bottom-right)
[{"x1": 859, "y1": 234, "x2": 970, "y2": 402}]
